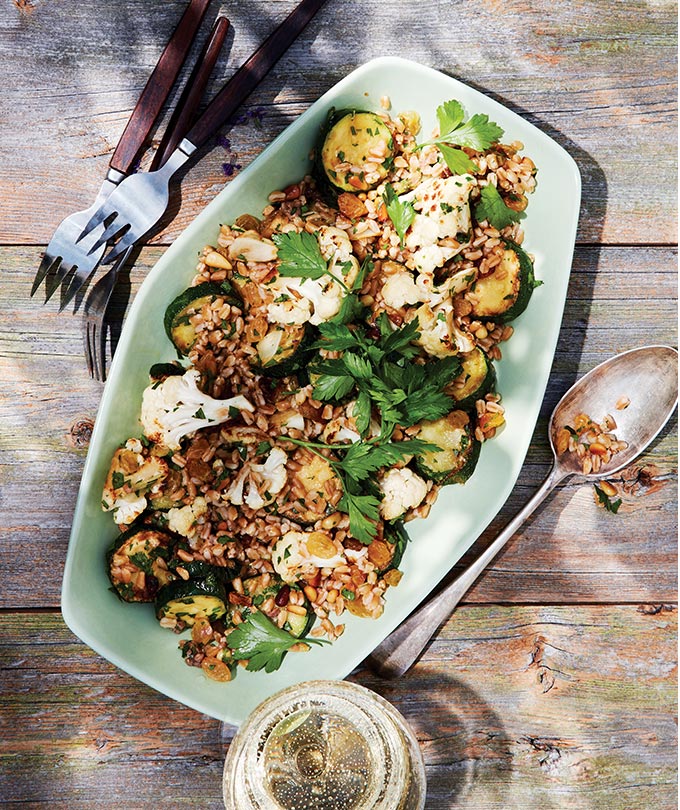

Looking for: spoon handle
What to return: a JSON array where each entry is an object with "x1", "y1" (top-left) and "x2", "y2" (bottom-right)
[{"x1": 368, "y1": 463, "x2": 569, "y2": 679}]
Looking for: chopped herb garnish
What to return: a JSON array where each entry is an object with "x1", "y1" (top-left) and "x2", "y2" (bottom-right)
[{"x1": 111, "y1": 471, "x2": 126, "y2": 490}]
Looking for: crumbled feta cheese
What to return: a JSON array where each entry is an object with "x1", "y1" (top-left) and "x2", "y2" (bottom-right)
[
  {"x1": 167, "y1": 497, "x2": 208, "y2": 537},
  {"x1": 379, "y1": 468, "x2": 428, "y2": 520}
]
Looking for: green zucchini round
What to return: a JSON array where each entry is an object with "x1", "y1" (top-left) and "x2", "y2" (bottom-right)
[
  {"x1": 155, "y1": 573, "x2": 227, "y2": 625},
  {"x1": 469, "y1": 242, "x2": 537, "y2": 323},
  {"x1": 107, "y1": 525, "x2": 176, "y2": 603},
  {"x1": 447, "y1": 348, "x2": 496, "y2": 410},
  {"x1": 316, "y1": 109, "x2": 394, "y2": 193},
  {"x1": 413, "y1": 410, "x2": 481, "y2": 485},
  {"x1": 164, "y1": 281, "x2": 240, "y2": 355},
  {"x1": 254, "y1": 323, "x2": 314, "y2": 378}
]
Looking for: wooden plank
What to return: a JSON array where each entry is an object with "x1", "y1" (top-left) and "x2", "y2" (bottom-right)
[
  {"x1": 0, "y1": 0, "x2": 677, "y2": 246},
  {"x1": 0, "y1": 244, "x2": 676, "y2": 607},
  {"x1": 0, "y1": 607, "x2": 675, "y2": 808}
]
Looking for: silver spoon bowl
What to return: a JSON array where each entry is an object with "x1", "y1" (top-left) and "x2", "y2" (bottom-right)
[{"x1": 369, "y1": 345, "x2": 678, "y2": 679}]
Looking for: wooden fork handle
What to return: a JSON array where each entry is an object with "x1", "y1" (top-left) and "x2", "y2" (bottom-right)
[
  {"x1": 185, "y1": 0, "x2": 327, "y2": 150},
  {"x1": 110, "y1": 0, "x2": 211, "y2": 174},
  {"x1": 150, "y1": 11, "x2": 230, "y2": 171}
]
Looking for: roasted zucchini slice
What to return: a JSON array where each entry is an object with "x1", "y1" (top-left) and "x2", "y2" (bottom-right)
[
  {"x1": 164, "y1": 281, "x2": 240, "y2": 355},
  {"x1": 446, "y1": 348, "x2": 496, "y2": 410},
  {"x1": 469, "y1": 242, "x2": 537, "y2": 323},
  {"x1": 107, "y1": 526, "x2": 176, "y2": 603},
  {"x1": 255, "y1": 323, "x2": 312, "y2": 378},
  {"x1": 155, "y1": 573, "x2": 227, "y2": 625},
  {"x1": 413, "y1": 410, "x2": 481, "y2": 485},
  {"x1": 148, "y1": 362, "x2": 186, "y2": 380},
  {"x1": 318, "y1": 109, "x2": 394, "y2": 193}
]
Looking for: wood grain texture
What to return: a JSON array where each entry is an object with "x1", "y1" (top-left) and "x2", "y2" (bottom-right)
[
  {"x1": 0, "y1": 1, "x2": 676, "y2": 805},
  {"x1": 0, "y1": 607, "x2": 675, "y2": 808},
  {"x1": 1, "y1": 0, "x2": 677, "y2": 245},
  {"x1": 0, "y1": 244, "x2": 676, "y2": 608}
]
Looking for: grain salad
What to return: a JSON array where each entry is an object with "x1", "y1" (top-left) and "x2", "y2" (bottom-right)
[{"x1": 102, "y1": 98, "x2": 540, "y2": 681}]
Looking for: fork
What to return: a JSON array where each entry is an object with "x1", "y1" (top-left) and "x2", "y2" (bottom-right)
[
  {"x1": 77, "y1": 0, "x2": 327, "y2": 268},
  {"x1": 83, "y1": 9, "x2": 231, "y2": 382},
  {"x1": 31, "y1": 0, "x2": 212, "y2": 310}
]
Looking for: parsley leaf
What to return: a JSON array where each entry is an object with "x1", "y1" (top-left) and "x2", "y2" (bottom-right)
[
  {"x1": 431, "y1": 99, "x2": 504, "y2": 152},
  {"x1": 437, "y1": 143, "x2": 478, "y2": 175},
  {"x1": 272, "y1": 231, "x2": 329, "y2": 282},
  {"x1": 420, "y1": 99, "x2": 504, "y2": 174},
  {"x1": 338, "y1": 489, "x2": 381, "y2": 545},
  {"x1": 226, "y1": 610, "x2": 328, "y2": 673},
  {"x1": 474, "y1": 183, "x2": 524, "y2": 230},
  {"x1": 383, "y1": 184, "x2": 415, "y2": 247},
  {"x1": 313, "y1": 372, "x2": 355, "y2": 401},
  {"x1": 594, "y1": 484, "x2": 622, "y2": 514},
  {"x1": 111, "y1": 471, "x2": 126, "y2": 490},
  {"x1": 436, "y1": 99, "x2": 466, "y2": 133}
]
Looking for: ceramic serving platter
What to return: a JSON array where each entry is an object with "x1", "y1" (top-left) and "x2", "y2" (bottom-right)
[{"x1": 62, "y1": 57, "x2": 581, "y2": 725}]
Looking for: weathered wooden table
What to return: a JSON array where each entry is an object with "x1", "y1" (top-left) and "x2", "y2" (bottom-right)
[{"x1": 1, "y1": 1, "x2": 677, "y2": 807}]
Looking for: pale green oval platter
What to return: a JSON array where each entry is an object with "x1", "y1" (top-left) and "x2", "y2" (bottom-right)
[{"x1": 62, "y1": 56, "x2": 581, "y2": 725}]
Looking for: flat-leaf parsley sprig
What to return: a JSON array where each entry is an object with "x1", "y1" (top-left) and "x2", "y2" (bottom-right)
[
  {"x1": 419, "y1": 99, "x2": 504, "y2": 175},
  {"x1": 283, "y1": 436, "x2": 439, "y2": 544},
  {"x1": 383, "y1": 183, "x2": 415, "y2": 247},
  {"x1": 310, "y1": 313, "x2": 462, "y2": 440},
  {"x1": 272, "y1": 230, "x2": 350, "y2": 292},
  {"x1": 474, "y1": 183, "x2": 524, "y2": 230},
  {"x1": 226, "y1": 610, "x2": 329, "y2": 673}
]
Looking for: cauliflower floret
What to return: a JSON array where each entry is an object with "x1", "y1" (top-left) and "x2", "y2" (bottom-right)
[
  {"x1": 102, "y1": 438, "x2": 169, "y2": 526},
  {"x1": 316, "y1": 226, "x2": 353, "y2": 263},
  {"x1": 110, "y1": 494, "x2": 148, "y2": 526},
  {"x1": 412, "y1": 302, "x2": 474, "y2": 357},
  {"x1": 271, "y1": 531, "x2": 346, "y2": 584},
  {"x1": 266, "y1": 229, "x2": 356, "y2": 326},
  {"x1": 403, "y1": 175, "x2": 474, "y2": 275},
  {"x1": 166, "y1": 496, "x2": 208, "y2": 537},
  {"x1": 140, "y1": 369, "x2": 253, "y2": 450},
  {"x1": 224, "y1": 448, "x2": 288, "y2": 511},
  {"x1": 379, "y1": 467, "x2": 428, "y2": 520},
  {"x1": 382, "y1": 271, "x2": 427, "y2": 310},
  {"x1": 267, "y1": 276, "x2": 344, "y2": 326}
]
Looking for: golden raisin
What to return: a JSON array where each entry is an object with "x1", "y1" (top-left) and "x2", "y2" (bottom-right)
[
  {"x1": 306, "y1": 532, "x2": 337, "y2": 559},
  {"x1": 201, "y1": 659, "x2": 232, "y2": 682}
]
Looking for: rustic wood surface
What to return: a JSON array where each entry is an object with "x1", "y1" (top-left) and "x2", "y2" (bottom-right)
[{"x1": 0, "y1": 0, "x2": 676, "y2": 807}]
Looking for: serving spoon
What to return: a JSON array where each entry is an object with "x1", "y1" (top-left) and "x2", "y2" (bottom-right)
[{"x1": 369, "y1": 345, "x2": 678, "y2": 679}]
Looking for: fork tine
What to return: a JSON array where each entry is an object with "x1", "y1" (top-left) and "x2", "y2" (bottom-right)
[
  {"x1": 93, "y1": 320, "x2": 106, "y2": 381},
  {"x1": 31, "y1": 253, "x2": 61, "y2": 297},
  {"x1": 102, "y1": 230, "x2": 138, "y2": 264},
  {"x1": 87, "y1": 219, "x2": 129, "y2": 257},
  {"x1": 78, "y1": 206, "x2": 112, "y2": 243}
]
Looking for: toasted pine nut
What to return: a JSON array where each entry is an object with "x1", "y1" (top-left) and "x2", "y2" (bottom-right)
[
  {"x1": 303, "y1": 585, "x2": 318, "y2": 602},
  {"x1": 204, "y1": 250, "x2": 232, "y2": 270}
]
